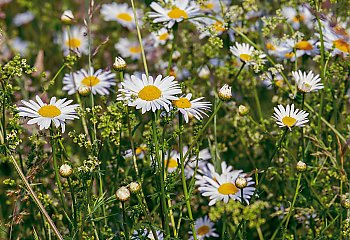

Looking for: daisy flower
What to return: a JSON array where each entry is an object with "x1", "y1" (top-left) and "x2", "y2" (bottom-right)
[
  {"x1": 198, "y1": 17, "x2": 226, "y2": 39},
  {"x1": 60, "y1": 26, "x2": 88, "y2": 56},
  {"x1": 149, "y1": 0, "x2": 201, "y2": 28},
  {"x1": 13, "y1": 11, "x2": 34, "y2": 26},
  {"x1": 172, "y1": 93, "x2": 211, "y2": 123},
  {"x1": 199, "y1": 0, "x2": 222, "y2": 13},
  {"x1": 323, "y1": 27, "x2": 350, "y2": 55},
  {"x1": 131, "y1": 228, "x2": 164, "y2": 240},
  {"x1": 18, "y1": 95, "x2": 79, "y2": 133},
  {"x1": 115, "y1": 38, "x2": 142, "y2": 60},
  {"x1": 118, "y1": 74, "x2": 182, "y2": 114},
  {"x1": 100, "y1": 3, "x2": 141, "y2": 30},
  {"x1": 63, "y1": 67, "x2": 116, "y2": 95},
  {"x1": 124, "y1": 144, "x2": 148, "y2": 160},
  {"x1": 281, "y1": 5, "x2": 314, "y2": 30},
  {"x1": 272, "y1": 104, "x2": 309, "y2": 130},
  {"x1": 198, "y1": 171, "x2": 255, "y2": 205},
  {"x1": 230, "y1": 42, "x2": 266, "y2": 65},
  {"x1": 196, "y1": 161, "x2": 239, "y2": 186},
  {"x1": 151, "y1": 28, "x2": 174, "y2": 46},
  {"x1": 184, "y1": 147, "x2": 212, "y2": 179},
  {"x1": 292, "y1": 70, "x2": 323, "y2": 93},
  {"x1": 164, "y1": 150, "x2": 180, "y2": 172},
  {"x1": 10, "y1": 37, "x2": 29, "y2": 56},
  {"x1": 189, "y1": 216, "x2": 219, "y2": 240}
]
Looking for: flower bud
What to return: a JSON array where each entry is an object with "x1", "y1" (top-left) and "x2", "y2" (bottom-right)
[
  {"x1": 115, "y1": 186, "x2": 130, "y2": 202},
  {"x1": 129, "y1": 182, "x2": 141, "y2": 193},
  {"x1": 235, "y1": 176, "x2": 248, "y2": 189},
  {"x1": 78, "y1": 85, "x2": 91, "y2": 96},
  {"x1": 238, "y1": 105, "x2": 249, "y2": 116},
  {"x1": 296, "y1": 161, "x2": 307, "y2": 172},
  {"x1": 198, "y1": 65, "x2": 210, "y2": 79},
  {"x1": 172, "y1": 50, "x2": 181, "y2": 61},
  {"x1": 59, "y1": 164, "x2": 73, "y2": 178},
  {"x1": 113, "y1": 56, "x2": 126, "y2": 71},
  {"x1": 218, "y1": 84, "x2": 232, "y2": 101},
  {"x1": 61, "y1": 10, "x2": 74, "y2": 25}
]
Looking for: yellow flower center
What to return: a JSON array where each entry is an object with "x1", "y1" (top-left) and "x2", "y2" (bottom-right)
[
  {"x1": 38, "y1": 105, "x2": 61, "y2": 118},
  {"x1": 213, "y1": 21, "x2": 225, "y2": 32},
  {"x1": 82, "y1": 76, "x2": 100, "y2": 87},
  {"x1": 167, "y1": 7, "x2": 188, "y2": 19},
  {"x1": 282, "y1": 116, "x2": 297, "y2": 127},
  {"x1": 197, "y1": 225, "x2": 210, "y2": 236},
  {"x1": 292, "y1": 14, "x2": 304, "y2": 23},
  {"x1": 135, "y1": 146, "x2": 146, "y2": 155},
  {"x1": 239, "y1": 54, "x2": 251, "y2": 62},
  {"x1": 165, "y1": 158, "x2": 178, "y2": 168},
  {"x1": 159, "y1": 32, "x2": 169, "y2": 41},
  {"x1": 65, "y1": 38, "x2": 81, "y2": 48},
  {"x1": 295, "y1": 41, "x2": 313, "y2": 50},
  {"x1": 218, "y1": 182, "x2": 238, "y2": 195},
  {"x1": 117, "y1": 13, "x2": 132, "y2": 22},
  {"x1": 138, "y1": 85, "x2": 162, "y2": 101},
  {"x1": 275, "y1": 80, "x2": 283, "y2": 88},
  {"x1": 284, "y1": 52, "x2": 294, "y2": 58},
  {"x1": 200, "y1": 3, "x2": 214, "y2": 10},
  {"x1": 333, "y1": 39, "x2": 350, "y2": 53},
  {"x1": 266, "y1": 43, "x2": 276, "y2": 50},
  {"x1": 334, "y1": 26, "x2": 349, "y2": 37},
  {"x1": 129, "y1": 46, "x2": 141, "y2": 54},
  {"x1": 173, "y1": 97, "x2": 191, "y2": 108}
]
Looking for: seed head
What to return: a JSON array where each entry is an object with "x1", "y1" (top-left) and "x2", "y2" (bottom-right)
[
  {"x1": 296, "y1": 161, "x2": 307, "y2": 172},
  {"x1": 59, "y1": 164, "x2": 73, "y2": 178},
  {"x1": 129, "y1": 182, "x2": 141, "y2": 193},
  {"x1": 78, "y1": 86, "x2": 91, "y2": 96},
  {"x1": 235, "y1": 176, "x2": 248, "y2": 189},
  {"x1": 116, "y1": 186, "x2": 130, "y2": 202}
]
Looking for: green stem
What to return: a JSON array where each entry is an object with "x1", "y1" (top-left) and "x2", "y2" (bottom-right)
[
  {"x1": 68, "y1": 178, "x2": 78, "y2": 237},
  {"x1": 282, "y1": 173, "x2": 302, "y2": 240},
  {"x1": 166, "y1": 23, "x2": 178, "y2": 75},
  {"x1": 7, "y1": 149, "x2": 63, "y2": 240},
  {"x1": 152, "y1": 113, "x2": 170, "y2": 237},
  {"x1": 178, "y1": 114, "x2": 197, "y2": 240},
  {"x1": 130, "y1": 0, "x2": 148, "y2": 76}
]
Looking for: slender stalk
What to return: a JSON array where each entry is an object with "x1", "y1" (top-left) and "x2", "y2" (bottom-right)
[
  {"x1": 251, "y1": 128, "x2": 288, "y2": 201},
  {"x1": 232, "y1": 62, "x2": 245, "y2": 83},
  {"x1": 178, "y1": 114, "x2": 198, "y2": 240},
  {"x1": 130, "y1": 0, "x2": 148, "y2": 76},
  {"x1": 221, "y1": 212, "x2": 227, "y2": 240},
  {"x1": 301, "y1": 93, "x2": 305, "y2": 161},
  {"x1": 7, "y1": 149, "x2": 63, "y2": 240},
  {"x1": 68, "y1": 178, "x2": 78, "y2": 237},
  {"x1": 282, "y1": 173, "x2": 302, "y2": 240},
  {"x1": 166, "y1": 23, "x2": 178, "y2": 75},
  {"x1": 315, "y1": 15, "x2": 326, "y2": 134},
  {"x1": 122, "y1": 202, "x2": 129, "y2": 240},
  {"x1": 253, "y1": 78, "x2": 264, "y2": 124},
  {"x1": 152, "y1": 113, "x2": 170, "y2": 237}
]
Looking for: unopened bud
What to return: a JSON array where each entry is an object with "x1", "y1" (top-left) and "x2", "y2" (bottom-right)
[
  {"x1": 218, "y1": 84, "x2": 232, "y2": 101},
  {"x1": 116, "y1": 186, "x2": 130, "y2": 202},
  {"x1": 61, "y1": 10, "x2": 74, "y2": 25},
  {"x1": 172, "y1": 50, "x2": 181, "y2": 61},
  {"x1": 59, "y1": 164, "x2": 73, "y2": 178},
  {"x1": 113, "y1": 56, "x2": 126, "y2": 71},
  {"x1": 78, "y1": 85, "x2": 91, "y2": 96},
  {"x1": 198, "y1": 65, "x2": 210, "y2": 79},
  {"x1": 296, "y1": 161, "x2": 307, "y2": 172},
  {"x1": 235, "y1": 176, "x2": 248, "y2": 189},
  {"x1": 238, "y1": 105, "x2": 249, "y2": 116},
  {"x1": 129, "y1": 182, "x2": 141, "y2": 193}
]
